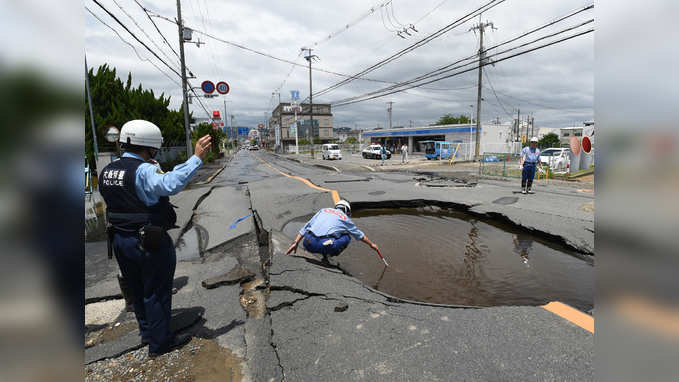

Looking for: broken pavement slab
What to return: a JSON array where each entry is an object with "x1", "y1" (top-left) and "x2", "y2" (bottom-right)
[
  {"x1": 201, "y1": 264, "x2": 256, "y2": 289},
  {"x1": 85, "y1": 308, "x2": 204, "y2": 364},
  {"x1": 193, "y1": 186, "x2": 254, "y2": 252}
]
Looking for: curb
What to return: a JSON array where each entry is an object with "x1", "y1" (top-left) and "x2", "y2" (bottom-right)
[{"x1": 312, "y1": 163, "x2": 340, "y2": 173}]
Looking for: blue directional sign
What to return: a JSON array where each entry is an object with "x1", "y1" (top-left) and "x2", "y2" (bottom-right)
[
  {"x1": 290, "y1": 90, "x2": 300, "y2": 100},
  {"x1": 237, "y1": 127, "x2": 250, "y2": 136}
]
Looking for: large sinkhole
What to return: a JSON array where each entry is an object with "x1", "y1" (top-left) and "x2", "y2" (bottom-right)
[{"x1": 283, "y1": 207, "x2": 593, "y2": 312}]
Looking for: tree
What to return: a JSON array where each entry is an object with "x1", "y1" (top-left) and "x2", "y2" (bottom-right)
[
  {"x1": 538, "y1": 133, "x2": 560, "y2": 149},
  {"x1": 298, "y1": 137, "x2": 311, "y2": 146},
  {"x1": 344, "y1": 136, "x2": 358, "y2": 144},
  {"x1": 85, "y1": 64, "x2": 186, "y2": 168},
  {"x1": 434, "y1": 114, "x2": 470, "y2": 125}
]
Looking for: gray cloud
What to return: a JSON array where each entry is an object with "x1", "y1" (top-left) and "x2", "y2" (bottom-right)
[{"x1": 85, "y1": 0, "x2": 593, "y2": 129}]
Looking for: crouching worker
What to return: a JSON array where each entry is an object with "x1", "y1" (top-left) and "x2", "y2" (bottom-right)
[{"x1": 285, "y1": 200, "x2": 380, "y2": 260}]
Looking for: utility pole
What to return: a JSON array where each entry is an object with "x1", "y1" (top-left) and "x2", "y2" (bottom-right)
[
  {"x1": 470, "y1": 16, "x2": 494, "y2": 158},
  {"x1": 85, "y1": 54, "x2": 99, "y2": 162},
  {"x1": 176, "y1": 0, "x2": 192, "y2": 156},
  {"x1": 302, "y1": 48, "x2": 317, "y2": 142},
  {"x1": 386, "y1": 101, "x2": 394, "y2": 129},
  {"x1": 516, "y1": 108, "x2": 520, "y2": 142}
]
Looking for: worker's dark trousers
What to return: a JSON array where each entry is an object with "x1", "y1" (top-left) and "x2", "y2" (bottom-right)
[
  {"x1": 113, "y1": 232, "x2": 176, "y2": 354},
  {"x1": 303, "y1": 232, "x2": 351, "y2": 256},
  {"x1": 521, "y1": 163, "x2": 537, "y2": 189}
]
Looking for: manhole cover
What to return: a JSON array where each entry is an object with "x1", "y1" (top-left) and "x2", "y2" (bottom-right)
[
  {"x1": 493, "y1": 196, "x2": 519, "y2": 205},
  {"x1": 368, "y1": 191, "x2": 386, "y2": 195}
]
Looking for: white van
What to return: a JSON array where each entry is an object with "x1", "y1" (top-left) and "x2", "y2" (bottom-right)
[{"x1": 321, "y1": 144, "x2": 342, "y2": 160}]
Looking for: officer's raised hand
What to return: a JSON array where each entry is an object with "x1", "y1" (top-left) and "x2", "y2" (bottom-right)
[{"x1": 194, "y1": 135, "x2": 212, "y2": 160}]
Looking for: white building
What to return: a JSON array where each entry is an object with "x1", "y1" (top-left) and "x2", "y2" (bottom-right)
[{"x1": 361, "y1": 123, "x2": 521, "y2": 159}]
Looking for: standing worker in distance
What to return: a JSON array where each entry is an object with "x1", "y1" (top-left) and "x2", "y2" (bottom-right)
[
  {"x1": 286, "y1": 200, "x2": 385, "y2": 265},
  {"x1": 520, "y1": 137, "x2": 543, "y2": 194},
  {"x1": 381, "y1": 145, "x2": 387, "y2": 166},
  {"x1": 400, "y1": 143, "x2": 408, "y2": 164},
  {"x1": 99, "y1": 120, "x2": 212, "y2": 358}
]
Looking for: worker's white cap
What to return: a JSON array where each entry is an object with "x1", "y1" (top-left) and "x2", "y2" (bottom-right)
[{"x1": 530, "y1": 137, "x2": 538, "y2": 143}]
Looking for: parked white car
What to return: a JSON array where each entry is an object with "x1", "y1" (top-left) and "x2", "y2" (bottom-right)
[
  {"x1": 361, "y1": 145, "x2": 391, "y2": 160},
  {"x1": 540, "y1": 147, "x2": 570, "y2": 172},
  {"x1": 321, "y1": 144, "x2": 342, "y2": 160}
]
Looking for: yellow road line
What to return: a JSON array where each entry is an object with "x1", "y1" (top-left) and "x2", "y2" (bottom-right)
[
  {"x1": 542, "y1": 301, "x2": 594, "y2": 333},
  {"x1": 257, "y1": 155, "x2": 340, "y2": 204}
]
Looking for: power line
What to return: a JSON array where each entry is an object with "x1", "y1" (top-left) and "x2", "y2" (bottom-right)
[
  {"x1": 483, "y1": 69, "x2": 513, "y2": 118},
  {"x1": 89, "y1": 0, "x2": 182, "y2": 78},
  {"x1": 413, "y1": 0, "x2": 450, "y2": 25},
  {"x1": 85, "y1": 6, "x2": 181, "y2": 87},
  {"x1": 133, "y1": 0, "x2": 181, "y2": 60},
  {"x1": 331, "y1": 15, "x2": 593, "y2": 105},
  {"x1": 309, "y1": 0, "x2": 390, "y2": 47},
  {"x1": 110, "y1": 0, "x2": 180, "y2": 69},
  {"x1": 333, "y1": 7, "x2": 593, "y2": 105},
  {"x1": 332, "y1": 27, "x2": 594, "y2": 107},
  {"x1": 312, "y1": 0, "x2": 507, "y2": 99}
]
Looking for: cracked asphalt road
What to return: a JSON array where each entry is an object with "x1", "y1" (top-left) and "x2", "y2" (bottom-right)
[{"x1": 85, "y1": 149, "x2": 593, "y2": 381}]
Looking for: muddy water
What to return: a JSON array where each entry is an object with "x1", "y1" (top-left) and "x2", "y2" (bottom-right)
[{"x1": 283, "y1": 208, "x2": 593, "y2": 311}]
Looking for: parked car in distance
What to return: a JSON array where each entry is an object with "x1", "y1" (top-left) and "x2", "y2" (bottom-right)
[
  {"x1": 249, "y1": 145, "x2": 259, "y2": 150},
  {"x1": 540, "y1": 147, "x2": 570, "y2": 172},
  {"x1": 362, "y1": 144, "x2": 391, "y2": 159},
  {"x1": 321, "y1": 143, "x2": 342, "y2": 160}
]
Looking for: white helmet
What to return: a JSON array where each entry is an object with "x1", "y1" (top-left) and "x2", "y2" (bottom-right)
[
  {"x1": 119, "y1": 120, "x2": 163, "y2": 149},
  {"x1": 530, "y1": 137, "x2": 538, "y2": 143},
  {"x1": 334, "y1": 200, "x2": 351, "y2": 216}
]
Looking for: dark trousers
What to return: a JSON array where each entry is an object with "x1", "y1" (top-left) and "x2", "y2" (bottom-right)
[
  {"x1": 521, "y1": 163, "x2": 537, "y2": 189},
  {"x1": 113, "y1": 232, "x2": 176, "y2": 354},
  {"x1": 303, "y1": 232, "x2": 351, "y2": 256}
]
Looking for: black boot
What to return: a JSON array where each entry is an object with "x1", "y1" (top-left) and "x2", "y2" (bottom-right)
[{"x1": 117, "y1": 274, "x2": 135, "y2": 312}]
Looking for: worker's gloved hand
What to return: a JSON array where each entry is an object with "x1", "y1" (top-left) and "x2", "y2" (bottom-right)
[{"x1": 285, "y1": 241, "x2": 298, "y2": 255}]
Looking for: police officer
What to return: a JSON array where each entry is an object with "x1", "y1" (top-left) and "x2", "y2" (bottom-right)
[
  {"x1": 99, "y1": 120, "x2": 211, "y2": 358},
  {"x1": 285, "y1": 200, "x2": 380, "y2": 260},
  {"x1": 520, "y1": 137, "x2": 542, "y2": 194}
]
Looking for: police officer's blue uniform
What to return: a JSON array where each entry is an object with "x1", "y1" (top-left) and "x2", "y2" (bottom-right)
[
  {"x1": 521, "y1": 146, "x2": 541, "y2": 191},
  {"x1": 299, "y1": 208, "x2": 365, "y2": 256},
  {"x1": 99, "y1": 152, "x2": 202, "y2": 354}
]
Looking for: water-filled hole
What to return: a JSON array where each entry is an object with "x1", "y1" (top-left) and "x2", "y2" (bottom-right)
[{"x1": 283, "y1": 207, "x2": 593, "y2": 311}]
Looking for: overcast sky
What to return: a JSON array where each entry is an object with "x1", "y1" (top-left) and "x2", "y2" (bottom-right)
[{"x1": 84, "y1": 0, "x2": 593, "y2": 129}]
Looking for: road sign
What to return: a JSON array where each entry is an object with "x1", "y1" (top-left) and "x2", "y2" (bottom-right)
[
  {"x1": 238, "y1": 127, "x2": 250, "y2": 136},
  {"x1": 581, "y1": 136, "x2": 592, "y2": 154},
  {"x1": 291, "y1": 90, "x2": 300, "y2": 100},
  {"x1": 201, "y1": 80, "x2": 215, "y2": 94},
  {"x1": 290, "y1": 123, "x2": 296, "y2": 134},
  {"x1": 216, "y1": 81, "x2": 230, "y2": 95}
]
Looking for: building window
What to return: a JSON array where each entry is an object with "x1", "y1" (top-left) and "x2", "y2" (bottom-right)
[
  {"x1": 563, "y1": 132, "x2": 570, "y2": 137},
  {"x1": 574, "y1": 132, "x2": 582, "y2": 136}
]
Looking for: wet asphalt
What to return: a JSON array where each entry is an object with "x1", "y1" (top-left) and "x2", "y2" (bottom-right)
[{"x1": 85, "y1": 149, "x2": 594, "y2": 381}]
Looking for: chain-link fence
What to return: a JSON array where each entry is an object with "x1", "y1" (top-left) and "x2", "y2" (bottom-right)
[
  {"x1": 479, "y1": 153, "x2": 523, "y2": 178},
  {"x1": 480, "y1": 152, "x2": 557, "y2": 180}
]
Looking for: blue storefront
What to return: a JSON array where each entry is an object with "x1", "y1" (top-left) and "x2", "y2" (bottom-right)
[{"x1": 361, "y1": 124, "x2": 477, "y2": 154}]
